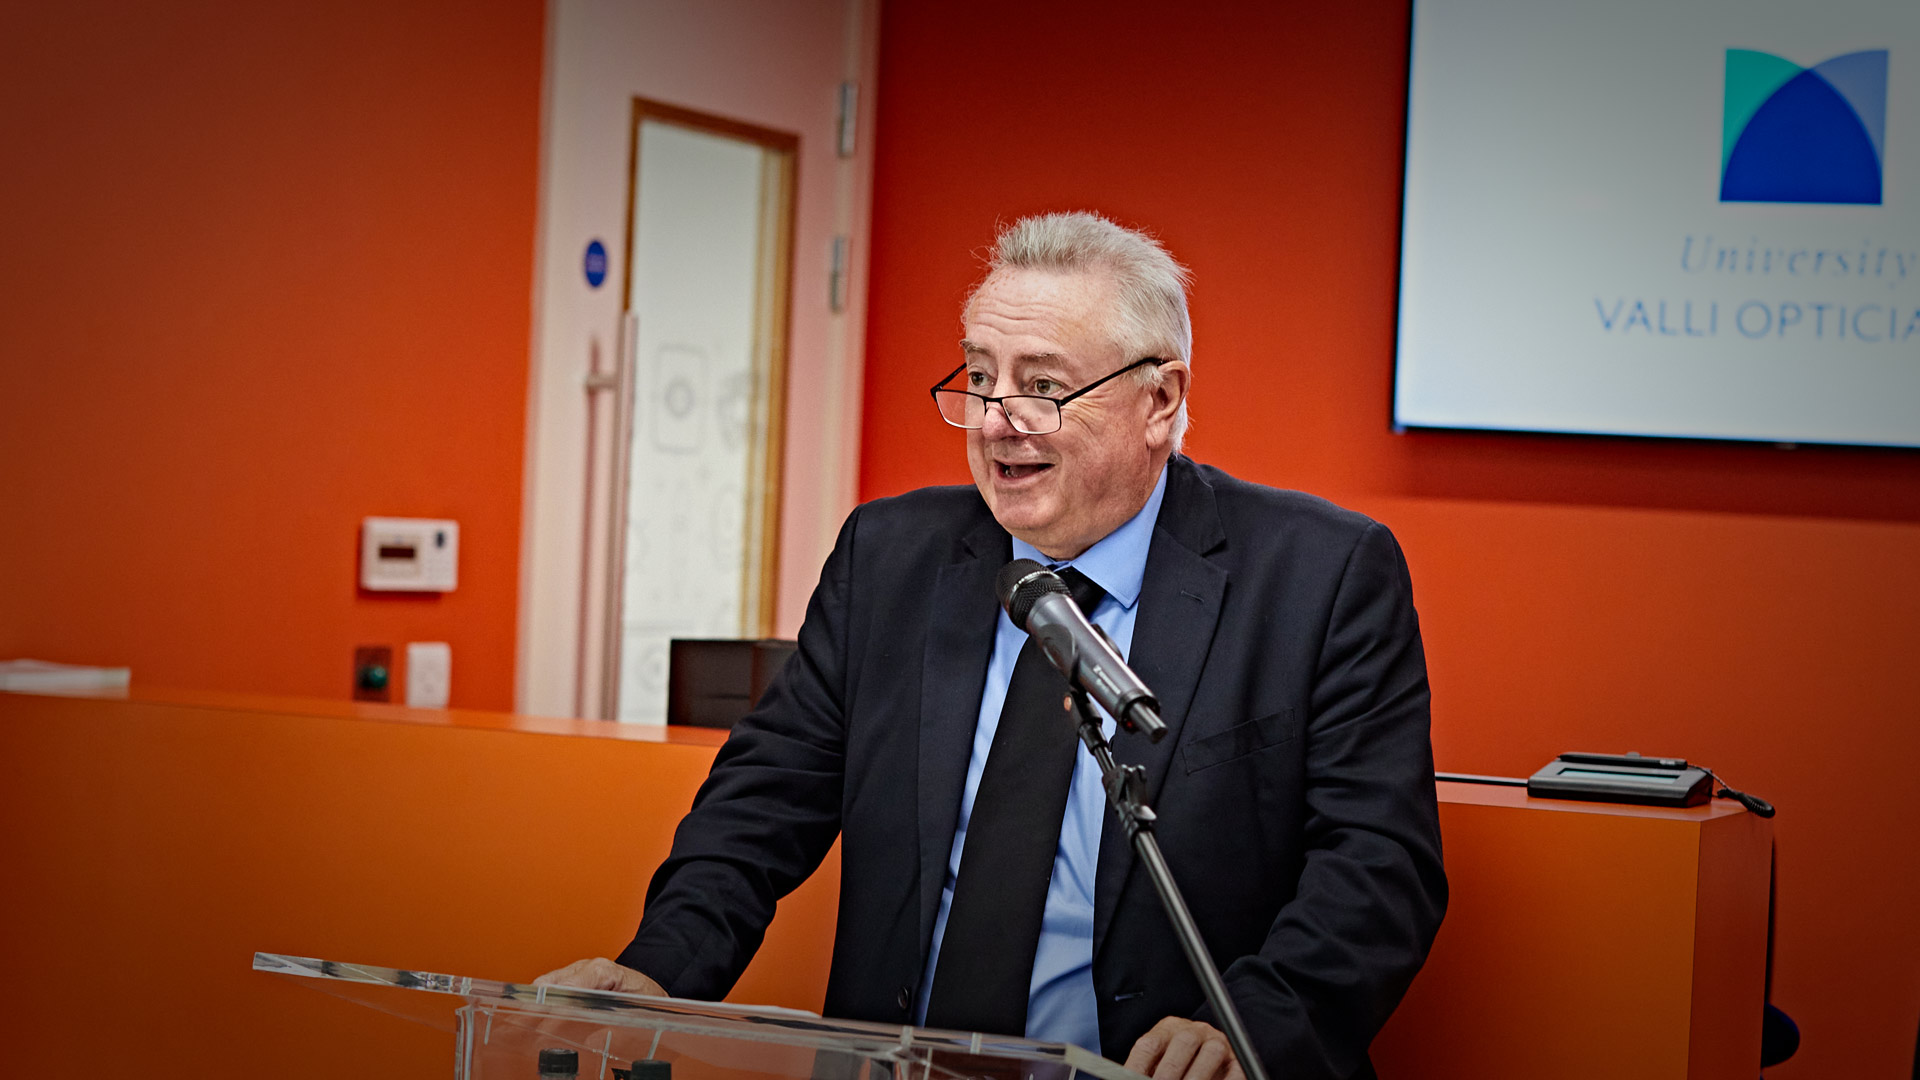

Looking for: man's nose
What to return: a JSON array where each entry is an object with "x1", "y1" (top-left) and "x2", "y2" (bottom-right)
[{"x1": 978, "y1": 398, "x2": 1021, "y2": 438}]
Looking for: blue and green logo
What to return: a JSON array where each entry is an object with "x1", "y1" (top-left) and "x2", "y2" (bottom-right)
[{"x1": 1721, "y1": 49, "x2": 1888, "y2": 204}]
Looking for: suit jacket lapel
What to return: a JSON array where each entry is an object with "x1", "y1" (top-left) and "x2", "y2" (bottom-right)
[
  {"x1": 916, "y1": 515, "x2": 1009, "y2": 955},
  {"x1": 1093, "y1": 457, "x2": 1227, "y2": 955}
]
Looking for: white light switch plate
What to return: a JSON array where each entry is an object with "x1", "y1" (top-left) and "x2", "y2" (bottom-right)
[{"x1": 406, "y1": 642, "x2": 451, "y2": 708}]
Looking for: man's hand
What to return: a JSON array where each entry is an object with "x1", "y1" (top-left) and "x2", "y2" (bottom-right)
[
  {"x1": 1124, "y1": 1017, "x2": 1245, "y2": 1080},
  {"x1": 532, "y1": 957, "x2": 667, "y2": 996}
]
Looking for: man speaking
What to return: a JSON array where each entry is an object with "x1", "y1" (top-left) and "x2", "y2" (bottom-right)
[{"x1": 539, "y1": 213, "x2": 1446, "y2": 1080}]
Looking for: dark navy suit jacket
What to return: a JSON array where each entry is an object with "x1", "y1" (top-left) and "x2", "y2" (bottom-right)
[{"x1": 618, "y1": 456, "x2": 1446, "y2": 1080}]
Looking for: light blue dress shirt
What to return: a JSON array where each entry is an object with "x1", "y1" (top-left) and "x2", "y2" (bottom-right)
[{"x1": 914, "y1": 465, "x2": 1169, "y2": 1052}]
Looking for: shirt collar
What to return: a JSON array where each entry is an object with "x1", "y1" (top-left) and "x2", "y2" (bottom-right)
[{"x1": 1009, "y1": 464, "x2": 1167, "y2": 611}]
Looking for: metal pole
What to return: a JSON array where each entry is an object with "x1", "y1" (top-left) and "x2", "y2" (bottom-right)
[{"x1": 1069, "y1": 691, "x2": 1270, "y2": 1080}]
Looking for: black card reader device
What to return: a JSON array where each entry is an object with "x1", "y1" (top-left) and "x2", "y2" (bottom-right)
[{"x1": 1527, "y1": 751, "x2": 1713, "y2": 809}]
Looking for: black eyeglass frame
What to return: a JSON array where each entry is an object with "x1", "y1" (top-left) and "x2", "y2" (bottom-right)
[{"x1": 929, "y1": 356, "x2": 1167, "y2": 435}]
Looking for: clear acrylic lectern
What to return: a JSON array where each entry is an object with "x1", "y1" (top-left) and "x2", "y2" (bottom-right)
[{"x1": 254, "y1": 953, "x2": 1142, "y2": 1080}]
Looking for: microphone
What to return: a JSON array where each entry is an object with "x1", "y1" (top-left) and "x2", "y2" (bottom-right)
[{"x1": 996, "y1": 559, "x2": 1167, "y2": 742}]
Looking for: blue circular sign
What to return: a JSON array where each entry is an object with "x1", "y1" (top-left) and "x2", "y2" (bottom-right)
[{"x1": 583, "y1": 240, "x2": 609, "y2": 289}]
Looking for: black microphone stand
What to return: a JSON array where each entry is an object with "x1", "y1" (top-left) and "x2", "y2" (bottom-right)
[{"x1": 1067, "y1": 687, "x2": 1271, "y2": 1080}]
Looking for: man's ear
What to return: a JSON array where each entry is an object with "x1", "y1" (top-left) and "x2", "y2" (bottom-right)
[{"x1": 1144, "y1": 361, "x2": 1190, "y2": 447}]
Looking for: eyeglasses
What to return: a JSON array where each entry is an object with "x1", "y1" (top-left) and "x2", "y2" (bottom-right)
[{"x1": 930, "y1": 357, "x2": 1166, "y2": 435}]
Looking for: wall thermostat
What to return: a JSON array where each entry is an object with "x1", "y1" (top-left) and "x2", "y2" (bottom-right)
[{"x1": 360, "y1": 518, "x2": 459, "y2": 592}]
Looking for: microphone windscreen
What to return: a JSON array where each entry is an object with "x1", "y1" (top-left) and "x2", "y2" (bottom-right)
[{"x1": 996, "y1": 558, "x2": 1066, "y2": 630}]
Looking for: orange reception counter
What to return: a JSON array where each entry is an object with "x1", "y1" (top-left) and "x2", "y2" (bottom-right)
[{"x1": 0, "y1": 689, "x2": 1769, "y2": 1078}]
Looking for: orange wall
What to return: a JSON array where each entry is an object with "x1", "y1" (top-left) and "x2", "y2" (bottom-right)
[
  {"x1": 0, "y1": 0, "x2": 543, "y2": 709},
  {"x1": 860, "y1": 2, "x2": 1920, "y2": 1075}
]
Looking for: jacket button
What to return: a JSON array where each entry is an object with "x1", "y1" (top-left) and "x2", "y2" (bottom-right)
[{"x1": 895, "y1": 986, "x2": 912, "y2": 1011}]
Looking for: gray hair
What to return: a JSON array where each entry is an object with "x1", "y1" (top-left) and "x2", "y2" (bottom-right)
[{"x1": 968, "y1": 211, "x2": 1193, "y2": 450}]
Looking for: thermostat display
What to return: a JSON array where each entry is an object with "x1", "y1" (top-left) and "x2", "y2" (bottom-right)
[{"x1": 361, "y1": 518, "x2": 459, "y2": 592}]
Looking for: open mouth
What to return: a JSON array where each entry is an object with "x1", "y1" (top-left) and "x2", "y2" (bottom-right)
[{"x1": 997, "y1": 462, "x2": 1053, "y2": 480}]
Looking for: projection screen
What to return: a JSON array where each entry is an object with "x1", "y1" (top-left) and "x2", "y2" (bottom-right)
[{"x1": 1394, "y1": 0, "x2": 1920, "y2": 448}]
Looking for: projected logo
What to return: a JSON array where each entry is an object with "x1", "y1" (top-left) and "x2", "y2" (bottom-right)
[{"x1": 1720, "y1": 49, "x2": 1888, "y2": 205}]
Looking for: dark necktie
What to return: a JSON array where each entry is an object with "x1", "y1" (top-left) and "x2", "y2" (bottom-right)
[{"x1": 923, "y1": 566, "x2": 1107, "y2": 1037}]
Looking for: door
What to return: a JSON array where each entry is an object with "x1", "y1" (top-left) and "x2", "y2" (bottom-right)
[{"x1": 602, "y1": 104, "x2": 795, "y2": 723}]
